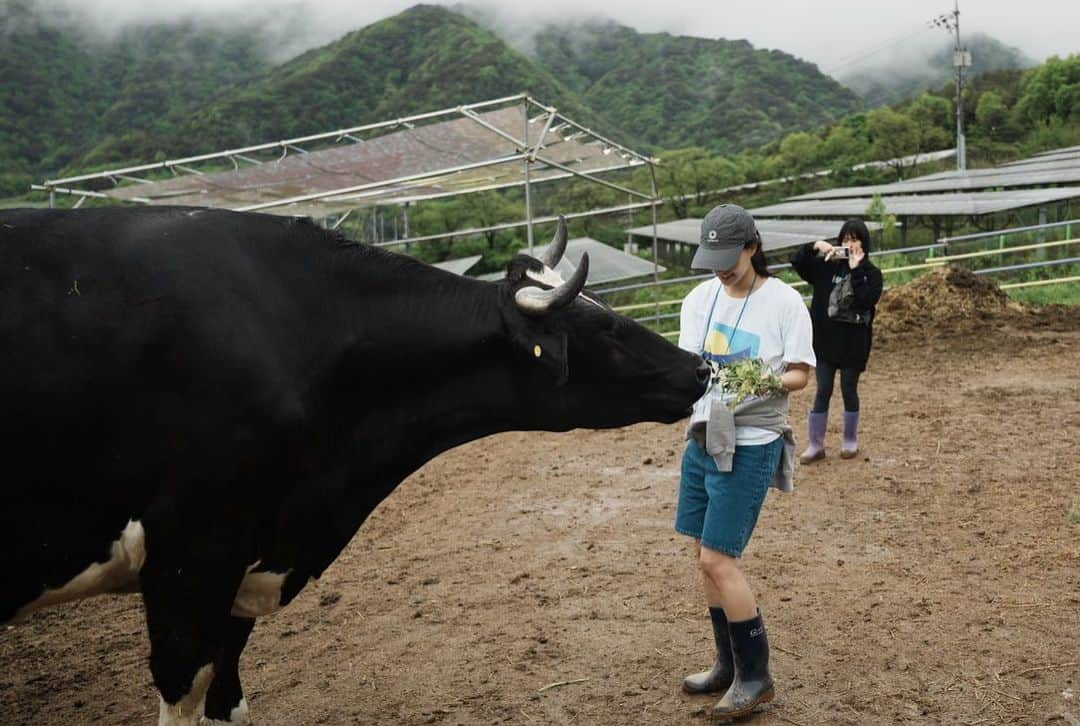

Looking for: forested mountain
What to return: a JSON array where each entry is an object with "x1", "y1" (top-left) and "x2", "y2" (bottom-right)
[
  {"x1": 0, "y1": 0, "x2": 273, "y2": 193},
  {"x1": 840, "y1": 33, "x2": 1035, "y2": 107},
  {"x1": 527, "y1": 20, "x2": 865, "y2": 154},
  {"x1": 2, "y1": 2, "x2": 867, "y2": 193},
  {"x1": 0, "y1": 3, "x2": 611, "y2": 189},
  {"x1": 106, "y1": 5, "x2": 610, "y2": 166},
  {"x1": 0, "y1": 0, "x2": 1064, "y2": 204}
]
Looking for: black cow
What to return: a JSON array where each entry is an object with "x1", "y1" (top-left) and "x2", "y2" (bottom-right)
[{"x1": 0, "y1": 206, "x2": 707, "y2": 724}]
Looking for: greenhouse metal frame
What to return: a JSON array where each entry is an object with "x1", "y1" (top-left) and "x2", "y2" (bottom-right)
[{"x1": 34, "y1": 94, "x2": 663, "y2": 265}]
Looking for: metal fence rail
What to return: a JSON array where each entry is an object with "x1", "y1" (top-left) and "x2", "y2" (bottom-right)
[
  {"x1": 1000, "y1": 275, "x2": 1080, "y2": 290},
  {"x1": 612, "y1": 237, "x2": 1079, "y2": 317},
  {"x1": 972, "y1": 256, "x2": 1080, "y2": 276},
  {"x1": 594, "y1": 241, "x2": 951, "y2": 298},
  {"x1": 613, "y1": 221, "x2": 1079, "y2": 334},
  {"x1": 932, "y1": 237, "x2": 1078, "y2": 263},
  {"x1": 938, "y1": 218, "x2": 1080, "y2": 245}
]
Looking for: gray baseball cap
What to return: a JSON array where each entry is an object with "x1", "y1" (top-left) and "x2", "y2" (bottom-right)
[{"x1": 690, "y1": 204, "x2": 759, "y2": 272}]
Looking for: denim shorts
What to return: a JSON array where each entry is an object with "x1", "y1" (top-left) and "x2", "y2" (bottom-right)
[{"x1": 674, "y1": 437, "x2": 783, "y2": 557}]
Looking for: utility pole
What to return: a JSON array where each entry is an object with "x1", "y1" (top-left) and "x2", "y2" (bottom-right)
[
  {"x1": 932, "y1": 2, "x2": 971, "y2": 171},
  {"x1": 951, "y1": 1, "x2": 971, "y2": 172}
]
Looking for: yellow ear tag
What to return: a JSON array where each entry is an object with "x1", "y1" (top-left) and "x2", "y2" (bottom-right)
[{"x1": 533, "y1": 344, "x2": 543, "y2": 358}]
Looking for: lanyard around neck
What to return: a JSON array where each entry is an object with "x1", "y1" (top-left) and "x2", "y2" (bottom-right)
[{"x1": 699, "y1": 273, "x2": 758, "y2": 356}]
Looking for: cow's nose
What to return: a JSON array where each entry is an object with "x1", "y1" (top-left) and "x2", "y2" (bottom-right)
[{"x1": 695, "y1": 360, "x2": 711, "y2": 385}]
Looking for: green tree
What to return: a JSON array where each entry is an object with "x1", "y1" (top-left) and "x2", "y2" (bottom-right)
[
  {"x1": 1014, "y1": 55, "x2": 1080, "y2": 126},
  {"x1": 461, "y1": 192, "x2": 519, "y2": 249},
  {"x1": 975, "y1": 90, "x2": 1011, "y2": 140},
  {"x1": 905, "y1": 93, "x2": 953, "y2": 151},
  {"x1": 776, "y1": 132, "x2": 821, "y2": 174},
  {"x1": 397, "y1": 200, "x2": 470, "y2": 262},
  {"x1": 657, "y1": 147, "x2": 740, "y2": 217},
  {"x1": 866, "y1": 193, "x2": 899, "y2": 246},
  {"x1": 866, "y1": 108, "x2": 919, "y2": 176},
  {"x1": 818, "y1": 124, "x2": 870, "y2": 166}
]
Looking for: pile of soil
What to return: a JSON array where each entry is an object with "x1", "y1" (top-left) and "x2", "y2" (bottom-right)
[
  {"x1": 875, "y1": 266, "x2": 1012, "y2": 335},
  {"x1": 875, "y1": 267, "x2": 1079, "y2": 349}
]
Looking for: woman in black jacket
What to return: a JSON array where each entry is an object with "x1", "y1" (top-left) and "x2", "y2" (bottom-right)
[{"x1": 789, "y1": 218, "x2": 883, "y2": 462}]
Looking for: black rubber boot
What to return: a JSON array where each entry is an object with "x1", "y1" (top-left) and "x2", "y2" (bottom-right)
[
  {"x1": 682, "y1": 606, "x2": 734, "y2": 694},
  {"x1": 711, "y1": 609, "x2": 775, "y2": 719}
]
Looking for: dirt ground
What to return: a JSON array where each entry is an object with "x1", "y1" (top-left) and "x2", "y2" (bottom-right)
[{"x1": 3, "y1": 274, "x2": 1079, "y2": 725}]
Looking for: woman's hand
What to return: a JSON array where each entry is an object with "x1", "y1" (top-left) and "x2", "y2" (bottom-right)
[
  {"x1": 814, "y1": 240, "x2": 844, "y2": 261},
  {"x1": 848, "y1": 246, "x2": 865, "y2": 269}
]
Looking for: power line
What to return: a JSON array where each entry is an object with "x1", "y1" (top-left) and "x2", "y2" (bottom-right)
[{"x1": 821, "y1": 22, "x2": 938, "y2": 76}]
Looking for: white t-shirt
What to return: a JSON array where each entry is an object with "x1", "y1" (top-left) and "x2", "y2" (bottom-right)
[{"x1": 679, "y1": 276, "x2": 816, "y2": 445}]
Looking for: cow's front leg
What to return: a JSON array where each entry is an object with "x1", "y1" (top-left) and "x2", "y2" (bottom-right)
[
  {"x1": 141, "y1": 548, "x2": 246, "y2": 726},
  {"x1": 201, "y1": 616, "x2": 256, "y2": 725}
]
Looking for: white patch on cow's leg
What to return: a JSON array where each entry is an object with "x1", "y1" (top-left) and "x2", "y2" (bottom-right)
[
  {"x1": 14, "y1": 519, "x2": 146, "y2": 621},
  {"x1": 158, "y1": 663, "x2": 214, "y2": 726},
  {"x1": 229, "y1": 698, "x2": 251, "y2": 725},
  {"x1": 199, "y1": 698, "x2": 251, "y2": 726},
  {"x1": 231, "y1": 565, "x2": 291, "y2": 618}
]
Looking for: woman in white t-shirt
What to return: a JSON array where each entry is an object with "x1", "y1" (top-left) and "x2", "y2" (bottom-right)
[{"x1": 674, "y1": 204, "x2": 815, "y2": 720}]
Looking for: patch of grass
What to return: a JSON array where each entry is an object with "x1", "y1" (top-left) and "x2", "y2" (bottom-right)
[
  {"x1": 0, "y1": 194, "x2": 49, "y2": 210},
  {"x1": 1068, "y1": 498, "x2": 1080, "y2": 525},
  {"x1": 1006, "y1": 282, "x2": 1080, "y2": 306}
]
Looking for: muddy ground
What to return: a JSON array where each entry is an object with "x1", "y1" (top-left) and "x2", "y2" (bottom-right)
[{"x1": 2, "y1": 281, "x2": 1079, "y2": 725}]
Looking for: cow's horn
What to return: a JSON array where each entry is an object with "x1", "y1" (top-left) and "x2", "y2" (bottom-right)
[
  {"x1": 515, "y1": 252, "x2": 590, "y2": 315},
  {"x1": 540, "y1": 216, "x2": 568, "y2": 269}
]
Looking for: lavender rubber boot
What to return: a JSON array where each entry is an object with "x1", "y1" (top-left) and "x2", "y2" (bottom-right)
[
  {"x1": 799, "y1": 411, "x2": 828, "y2": 464},
  {"x1": 841, "y1": 410, "x2": 860, "y2": 459}
]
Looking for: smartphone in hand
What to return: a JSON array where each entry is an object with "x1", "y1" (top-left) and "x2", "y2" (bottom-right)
[{"x1": 817, "y1": 244, "x2": 849, "y2": 260}]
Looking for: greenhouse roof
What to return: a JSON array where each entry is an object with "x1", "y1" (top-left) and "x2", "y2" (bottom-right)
[{"x1": 40, "y1": 95, "x2": 653, "y2": 219}]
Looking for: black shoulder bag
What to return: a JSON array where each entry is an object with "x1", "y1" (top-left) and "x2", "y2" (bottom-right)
[{"x1": 827, "y1": 271, "x2": 871, "y2": 326}]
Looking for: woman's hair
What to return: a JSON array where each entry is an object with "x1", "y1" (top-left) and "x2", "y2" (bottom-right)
[
  {"x1": 745, "y1": 232, "x2": 772, "y2": 278},
  {"x1": 837, "y1": 218, "x2": 872, "y2": 254}
]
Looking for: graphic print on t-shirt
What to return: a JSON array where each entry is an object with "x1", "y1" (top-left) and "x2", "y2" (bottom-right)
[{"x1": 703, "y1": 323, "x2": 761, "y2": 366}]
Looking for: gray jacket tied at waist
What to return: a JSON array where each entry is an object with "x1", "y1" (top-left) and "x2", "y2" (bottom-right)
[{"x1": 686, "y1": 394, "x2": 797, "y2": 493}]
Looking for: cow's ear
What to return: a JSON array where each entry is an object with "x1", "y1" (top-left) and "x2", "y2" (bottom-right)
[{"x1": 510, "y1": 327, "x2": 569, "y2": 386}]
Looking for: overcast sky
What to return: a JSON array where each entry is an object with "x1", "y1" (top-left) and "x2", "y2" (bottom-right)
[{"x1": 34, "y1": 0, "x2": 1079, "y2": 73}]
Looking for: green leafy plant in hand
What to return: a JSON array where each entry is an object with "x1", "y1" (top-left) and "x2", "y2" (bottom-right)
[{"x1": 708, "y1": 358, "x2": 784, "y2": 409}]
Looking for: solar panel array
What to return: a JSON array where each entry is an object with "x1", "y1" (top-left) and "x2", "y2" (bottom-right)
[
  {"x1": 1030, "y1": 144, "x2": 1080, "y2": 158},
  {"x1": 1000, "y1": 147, "x2": 1080, "y2": 167},
  {"x1": 476, "y1": 237, "x2": 664, "y2": 284},
  {"x1": 750, "y1": 187, "x2": 1080, "y2": 218},
  {"x1": 626, "y1": 218, "x2": 880, "y2": 251},
  {"x1": 908, "y1": 156, "x2": 1080, "y2": 180},
  {"x1": 432, "y1": 255, "x2": 482, "y2": 276},
  {"x1": 791, "y1": 145, "x2": 1080, "y2": 201}
]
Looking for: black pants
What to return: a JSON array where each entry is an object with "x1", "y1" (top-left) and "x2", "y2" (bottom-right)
[{"x1": 812, "y1": 360, "x2": 861, "y2": 413}]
